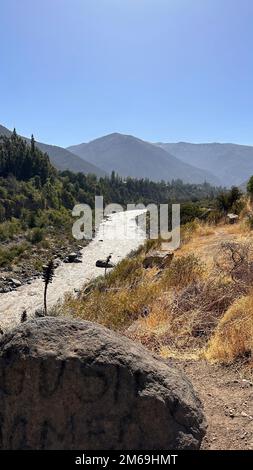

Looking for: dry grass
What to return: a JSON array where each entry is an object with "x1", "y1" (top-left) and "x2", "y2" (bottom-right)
[
  {"x1": 205, "y1": 293, "x2": 253, "y2": 364},
  {"x1": 63, "y1": 279, "x2": 160, "y2": 330},
  {"x1": 59, "y1": 250, "x2": 205, "y2": 338},
  {"x1": 180, "y1": 220, "x2": 215, "y2": 244},
  {"x1": 59, "y1": 219, "x2": 253, "y2": 367},
  {"x1": 59, "y1": 251, "x2": 162, "y2": 330},
  {"x1": 126, "y1": 273, "x2": 244, "y2": 356},
  {"x1": 194, "y1": 221, "x2": 216, "y2": 237},
  {"x1": 160, "y1": 254, "x2": 204, "y2": 289}
]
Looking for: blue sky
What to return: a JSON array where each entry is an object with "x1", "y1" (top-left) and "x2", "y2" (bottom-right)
[{"x1": 0, "y1": 0, "x2": 253, "y2": 147}]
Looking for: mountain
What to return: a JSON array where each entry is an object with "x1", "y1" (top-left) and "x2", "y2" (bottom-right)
[
  {"x1": 34, "y1": 141, "x2": 105, "y2": 176},
  {"x1": 0, "y1": 125, "x2": 11, "y2": 137},
  {"x1": 67, "y1": 133, "x2": 220, "y2": 185},
  {"x1": 156, "y1": 142, "x2": 253, "y2": 187},
  {"x1": 0, "y1": 124, "x2": 105, "y2": 177}
]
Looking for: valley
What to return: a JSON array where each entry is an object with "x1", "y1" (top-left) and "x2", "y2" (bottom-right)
[
  {"x1": 0, "y1": 127, "x2": 253, "y2": 451},
  {"x1": 4, "y1": 122, "x2": 253, "y2": 187},
  {"x1": 1, "y1": 0, "x2": 253, "y2": 456},
  {"x1": 0, "y1": 210, "x2": 146, "y2": 330}
]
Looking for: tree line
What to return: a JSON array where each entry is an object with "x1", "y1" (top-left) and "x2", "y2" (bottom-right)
[{"x1": 0, "y1": 130, "x2": 223, "y2": 230}]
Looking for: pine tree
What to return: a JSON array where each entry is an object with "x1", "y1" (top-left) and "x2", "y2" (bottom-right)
[{"x1": 31, "y1": 134, "x2": 35, "y2": 153}]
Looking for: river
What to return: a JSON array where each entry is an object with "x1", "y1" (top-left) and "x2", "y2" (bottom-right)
[{"x1": 0, "y1": 210, "x2": 146, "y2": 331}]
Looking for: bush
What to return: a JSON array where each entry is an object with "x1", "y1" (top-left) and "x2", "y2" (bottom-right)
[
  {"x1": 216, "y1": 241, "x2": 253, "y2": 286},
  {"x1": 0, "y1": 242, "x2": 29, "y2": 266},
  {"x1": 27, "y1": 227, "x2": 44, "y2": 244},
  {"x1": 0, "y1": 219, "x2": 21, "y2": 241},
  {"x1": 104, "y1": 256, "x2": 144, "y2": 288}
]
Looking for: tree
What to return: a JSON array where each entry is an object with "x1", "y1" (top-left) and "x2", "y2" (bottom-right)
[
  {"x1": 247, "y1": 176, "x2": 253, "y2": 200},
  {"x1": 12, "y1": 128, "x2": 17, "y2": 139},
  {"x1": 0, "y1": 133, "x2": 55, "y2": 183},
  {"x1": 42, "y1": 260, "x2": 55, "y2": 315},
  {"x1": 228, "y1": 186, "x2": 242, "y2": 208},
  {"x1": 31, "y1": 134, "x2": 35, "y2": 153},
  {"x1": 216, "y1": 187, "x2": 242, "y2": 214},
  {"x1": 216, "y1": 192, "x2": 230, "y2": 213},
  {"x1": 111, "y1": 170, "x2": 116, "y2": 183}
]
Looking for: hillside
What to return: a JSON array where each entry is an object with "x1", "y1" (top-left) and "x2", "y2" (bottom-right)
[
  {"x1": 0, "y1": 131, "x2": 221, "y2": 287},
  {"x1": 57, "y1": 214, "x2": 253, "y2": 450},
  {"x1": 0, "y1": 133, "x2": 252, "y2": 450},
  {"x1": 67, "y1": 133, "x2": 220, "y2": 185},
  {"x1": 157, "y1": 141, "x2": 253, "y2": 187},
  {"x1": 0, "y1": 124, "x2": 105, "y2": 177}
]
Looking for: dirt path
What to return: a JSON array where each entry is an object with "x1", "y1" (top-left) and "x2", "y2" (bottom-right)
[
  {"x1": 179, "y1": 224, "x2": 253, "y2": 262},
  {"x1": 167, "y1": 224, "x2": 253, "y2": 450},
  {"x1": 169, "y1": 358, "x2": 253, "y2": 450}
]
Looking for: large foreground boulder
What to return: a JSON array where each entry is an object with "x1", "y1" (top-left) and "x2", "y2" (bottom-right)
[{"x1": 0, "y1": 318, "x2": 206, "y2": 450}]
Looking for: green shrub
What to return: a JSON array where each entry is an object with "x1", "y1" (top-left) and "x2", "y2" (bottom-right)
[
  {"x1": 27, "y1": 227, "x2": 44, "y2": 244},
  {"x1": 0, "y1": 219, "x2": 21, "y2": 241},
  {"x1": 0, "y1": 242, "x2": 29, "y2": 266}
]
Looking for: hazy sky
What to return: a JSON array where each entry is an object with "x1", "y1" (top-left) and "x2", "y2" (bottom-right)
[{"x1": 1, "y1": 0, "x2": 253, "y2": 147}]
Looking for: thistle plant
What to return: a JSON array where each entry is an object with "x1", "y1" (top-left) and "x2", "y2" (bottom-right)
[{"x1": 42, "y1": 260, "x2": 55, "y2": 315}]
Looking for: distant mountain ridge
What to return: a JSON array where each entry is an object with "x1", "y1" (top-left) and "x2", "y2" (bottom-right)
[
  {"x1": 67, "y1": 133, "x2": 220, "y2": 185},
  {"x1": 156, "y1": 141, "x2": 253, "y2": 187},
  {"x1": 3, "y1": 123, "x2": 252, "y2": 186},
  {"x1": 0, "y1": 124, "x2": 105, "y2": 177}
]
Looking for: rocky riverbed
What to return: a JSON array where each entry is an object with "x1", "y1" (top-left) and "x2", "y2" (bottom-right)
[
  {"x1": 0, "y1": 210, "x2": 146, "y2": 331},
  {"x1": 0, "y1": 238, "x2": 88, "y2": 294}
]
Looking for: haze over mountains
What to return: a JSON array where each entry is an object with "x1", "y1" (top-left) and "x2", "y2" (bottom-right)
[
  {"x1": 67, "y1": 133, "x2": 220, "y2": 185},
  {"x1": 156, "y1": 142, "x2": 253, "y2": 187},
  {"x1": 2, "y1": 123, "x2": 253, "y2": 187},
  {"x1": 0, "y1": 124, "x2": 105, "y2": 177},
  {"x1": 69, "y1": 133, "x2": 253, "y2": 187}
]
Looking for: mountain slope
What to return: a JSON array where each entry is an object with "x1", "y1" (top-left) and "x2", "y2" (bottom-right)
[
  {"x1": 0, "y1": 124, "x2": 105, "y2": 176},
  {"x1": 0, "y1": 125, "x2": 11, "y2": 137},
  {"x1": 157, "y1": 142, "x2": 253, "y2": 187},
  {"x1": 35, "y1": 141, "x2": 105, "y2": 176},
  {"x1": 67, "y1": 133, "x2": 220, "y2": 184}
]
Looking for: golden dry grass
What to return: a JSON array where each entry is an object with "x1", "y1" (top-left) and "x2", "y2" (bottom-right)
[
  {"x1": 59, "y1": 219, "x2": 253, "y2": 367},
  {"x1": 205, "y1": 293, "x2": 253, "y2": 364},
  {"x1": 60, "y1": 249, "x2": 205, "y2": 336},
  {"x1": 59, "y1": 251, "x2": 163, "y2": 330}
]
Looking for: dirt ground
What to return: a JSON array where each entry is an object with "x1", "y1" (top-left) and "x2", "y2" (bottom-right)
[
  {"x1": 166, "y1": 224, "x2": 253, "y2": 450},
  {"x1": 169, "y1": 358, "x2": 253, "y2": 450},
  {"x1": 179, "y1": 223, "x2": 253, "y2": 262}
]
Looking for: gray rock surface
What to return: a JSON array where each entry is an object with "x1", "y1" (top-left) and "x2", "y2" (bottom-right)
[
  {"x1": 0, "y1": 318, "x2": 206, "y2": 450},
  {"x1": 63, "y1": 252, "x2": 82, "y2": 263}
]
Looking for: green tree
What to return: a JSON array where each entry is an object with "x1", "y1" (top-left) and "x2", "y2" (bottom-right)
[
  {"x1": 247, "y1": 176, "x2": 253, "y2": 200},
  {"x1": 31, "y1": 134, "x2": 35, "y2": 154},
  {"x1": 216, "y1": 192, "x2": 230, "y2": 213},
  {"x1": 228, "y1": 186, "x2": 241, "y2": 207},
  {"x1": 0, "y1": 133, "x2": 55, "y2": 183}
]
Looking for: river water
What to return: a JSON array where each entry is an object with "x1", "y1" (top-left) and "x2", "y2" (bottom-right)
[{"x1": 0, "y1": 210, "x2": 146, "y2": 331}]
